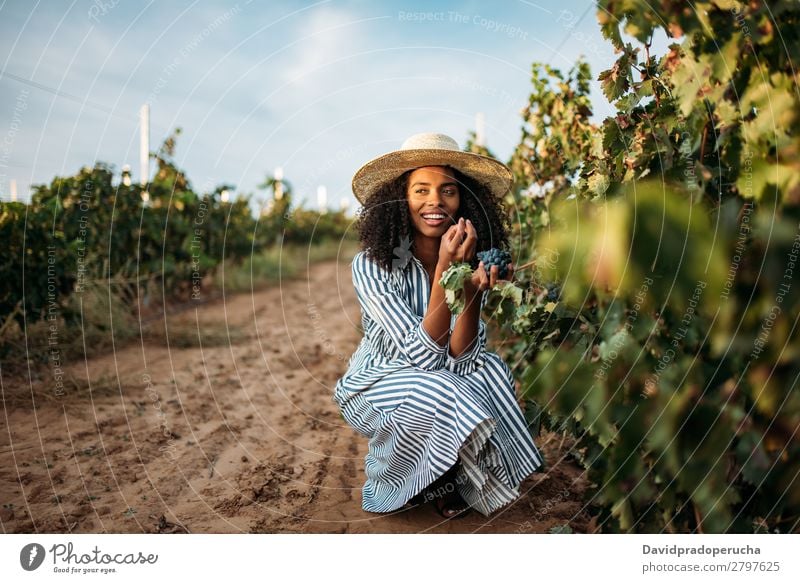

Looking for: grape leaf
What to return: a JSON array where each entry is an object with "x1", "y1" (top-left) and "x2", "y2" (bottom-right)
[
  {"x1": 439, "y1": 262, "x2": 474, "y2": 315},
  {"x1": 492, "y1": 280, "x2": 524, "y2": 315}
]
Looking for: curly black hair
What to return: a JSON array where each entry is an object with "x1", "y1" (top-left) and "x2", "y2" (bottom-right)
[{"x1": 354, "y1": 166, "x2": 510, "y2": 273}]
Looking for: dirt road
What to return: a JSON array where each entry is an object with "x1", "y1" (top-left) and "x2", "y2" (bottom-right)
[{"x1": 0, "y1": 257, "x2": 592, "y2": 533}]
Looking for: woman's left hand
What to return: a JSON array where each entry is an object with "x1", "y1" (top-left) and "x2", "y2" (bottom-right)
[{"x1": 465, "y1": 259, "x2": 515, "y2": 296}]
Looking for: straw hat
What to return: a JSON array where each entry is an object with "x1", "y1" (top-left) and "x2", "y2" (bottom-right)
[{"x1": 351, "y1": 132, "x2": 512, "y2": 205}]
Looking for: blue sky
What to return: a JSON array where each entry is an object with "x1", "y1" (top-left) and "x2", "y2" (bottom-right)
[{"x1": 0, "y1": 0, "x2": 667, "y2": 211}]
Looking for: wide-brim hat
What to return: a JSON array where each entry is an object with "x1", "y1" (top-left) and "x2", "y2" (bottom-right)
[{"x1": 351, "y1": 132, "x2": 512, "y2": 206}]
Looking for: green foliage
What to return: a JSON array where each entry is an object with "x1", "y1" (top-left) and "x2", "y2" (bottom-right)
[
  {"x1": 440, "y1": 262, "x2": 475, "y2": 315},
  {"x1": 283, "y1": 205, "x2": 355, "y2": 245},
  {"x1": 510, "y1": 58, "x2": 598, "y2": 204},
  {"x1": 499, "y1": 0, "x2": 800, "y2": 533},
  {"x1": 440, "y1": 262, "x2": 523, "y2": 316},
  {"x1": 0, "y1": 130, "x2": 354, "y2": 340}
]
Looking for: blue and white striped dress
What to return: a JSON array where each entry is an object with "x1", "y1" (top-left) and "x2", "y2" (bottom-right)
[{"x1": 333, "y1": 249, "x2": 544, "y2": 516}]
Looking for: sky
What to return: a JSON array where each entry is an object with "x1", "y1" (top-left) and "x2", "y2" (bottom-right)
[{"x1": 0, "y1": 0, "x2": 670, "y2": 212}]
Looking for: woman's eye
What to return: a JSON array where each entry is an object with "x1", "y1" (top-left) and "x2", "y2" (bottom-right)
[{"x1": 415, "y1": 189, "x2": 456, "y2": 195}]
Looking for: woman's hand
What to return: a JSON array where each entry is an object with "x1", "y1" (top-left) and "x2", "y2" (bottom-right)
[
  {"x1": 464, "y1": 259, "x2": 515, "y2": 297},
  {"x1": 437, "y1": 217, "x2": 477, "y2": 269}
]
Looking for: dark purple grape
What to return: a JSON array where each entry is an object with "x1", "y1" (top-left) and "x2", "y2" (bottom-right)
[
  {"x1": 545, "y1": 282, "x2": 561, "y2": 302},
  {"x1": 476, "y1": 248, "x2": 512, "y2": 279}
]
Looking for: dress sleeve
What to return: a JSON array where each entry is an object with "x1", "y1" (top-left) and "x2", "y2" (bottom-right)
[
  {"x1": 352, "y1": 251, "x2": 447, "y2": 371},
  {"x1": 445, "y1": 289, "x2": 490, "y2": 375}
]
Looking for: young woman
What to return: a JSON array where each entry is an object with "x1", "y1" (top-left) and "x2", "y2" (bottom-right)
[{"x1": 333, "y1": 133, "x2": 544, "y2": 519}]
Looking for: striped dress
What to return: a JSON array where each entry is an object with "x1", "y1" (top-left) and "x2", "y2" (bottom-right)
[{"x1": 333, "y1": 249, "x2": 544, "y2": 516}]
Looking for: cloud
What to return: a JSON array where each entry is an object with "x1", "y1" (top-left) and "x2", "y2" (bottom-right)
[{"x1": 278, "y1": 4, "x2": 362, "y2": 87}]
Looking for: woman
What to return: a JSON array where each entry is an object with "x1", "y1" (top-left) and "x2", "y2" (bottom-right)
[{"x1": 333, "y1": 132, "x2": 544, "y2": 519}]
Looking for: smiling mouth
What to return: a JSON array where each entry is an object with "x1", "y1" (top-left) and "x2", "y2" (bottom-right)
[
  {"x1": 422, "y1": 213, "x2": 447, "y2": 227},
  {"x1": 421, "y1": 211, "x2": 448, "y2": 226}
]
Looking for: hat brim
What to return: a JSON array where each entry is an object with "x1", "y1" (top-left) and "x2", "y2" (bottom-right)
[{"x1": 352, "y1": 148, "x2": 512, "y2": 206}]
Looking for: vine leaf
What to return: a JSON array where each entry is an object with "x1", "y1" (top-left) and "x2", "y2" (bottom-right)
[{"x1": 439, "y1": 262, "x2": 473, "y2": 315}]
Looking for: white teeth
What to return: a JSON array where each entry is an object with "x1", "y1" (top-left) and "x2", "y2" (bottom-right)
[{"x1": 422, "y1": 214, "x2": 445, "y2": 219}]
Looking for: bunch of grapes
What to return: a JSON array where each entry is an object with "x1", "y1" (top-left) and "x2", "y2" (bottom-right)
[
  {"x1": 544, "y1": 282, "x2": 561, "y2": 302},
  {"x1": 476, "y1": 248, "x2": 512, "y2": 279}
]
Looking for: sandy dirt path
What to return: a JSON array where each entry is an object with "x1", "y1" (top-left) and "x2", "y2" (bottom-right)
[{"x1": 1, "y1": 257, "x2": 593, "y2": 533}]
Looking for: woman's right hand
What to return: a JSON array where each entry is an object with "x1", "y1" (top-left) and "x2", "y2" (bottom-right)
[{"x1": 437, "y1": 217, "x2": 476, "y2": 269}]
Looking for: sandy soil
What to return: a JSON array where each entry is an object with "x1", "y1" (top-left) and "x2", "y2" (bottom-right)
[{"x1": 0, "y1": 257, "x2": 594, "y2": 533}]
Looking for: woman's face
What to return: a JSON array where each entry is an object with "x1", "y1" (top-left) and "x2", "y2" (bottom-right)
[{"x1": 406, "y1": 166, "x2": 460, "y2": 238}]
